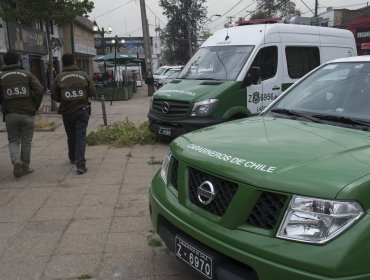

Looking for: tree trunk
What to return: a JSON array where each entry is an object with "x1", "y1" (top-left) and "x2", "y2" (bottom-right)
[{"x1": 46, "y1": 20, "x2": 58, "y2": 111}]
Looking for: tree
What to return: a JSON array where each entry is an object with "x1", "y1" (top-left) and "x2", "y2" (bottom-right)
[
  {"x1": 0, "y1": 0, "x2": 94, "y2": 110},
  {"x1": 251, "y1": 0, "x2": 301, "y2": 20},
  {"x1": 159, "y1": 0, "x2": 207, "y2": 64}
]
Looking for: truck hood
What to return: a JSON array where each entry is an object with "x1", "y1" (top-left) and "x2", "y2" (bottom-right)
[
  {"x1": 173, "y1": 117, "x2": 370, "y2": 198},
  {"x1": 154, "y1": 80, "x2": 237, "y2": 102}
]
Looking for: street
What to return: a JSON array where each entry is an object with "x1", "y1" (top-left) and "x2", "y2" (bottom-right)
[{"x1": 0, "y1": 85, "x2": 201, "y2": 280}]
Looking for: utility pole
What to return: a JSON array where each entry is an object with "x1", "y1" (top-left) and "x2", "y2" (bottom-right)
[
  {"x1": 139, "y1": 0, "x2": 155, "y2": 96},
  {"x1": 314, "y1": 0, "x2": 319, "y2": 25}
]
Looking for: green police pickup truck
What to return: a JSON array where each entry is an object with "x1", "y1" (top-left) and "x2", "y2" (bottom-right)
[{"x1": 149, "y1": 56, "x2": 370, "y2": 280}]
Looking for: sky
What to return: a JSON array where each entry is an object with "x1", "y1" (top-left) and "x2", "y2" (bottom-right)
[{"x1": 88, "y1": 0, "x2": 370, "y2": 38}]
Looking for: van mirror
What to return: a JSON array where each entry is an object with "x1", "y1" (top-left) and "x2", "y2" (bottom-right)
[{"x1": 244, "y1": 66, "x2": 261, "y2": 86}]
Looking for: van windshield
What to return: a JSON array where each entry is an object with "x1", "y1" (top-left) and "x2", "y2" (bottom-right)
[{"x1": 177, "y1": 45, "x2": 254, "y2": 81}]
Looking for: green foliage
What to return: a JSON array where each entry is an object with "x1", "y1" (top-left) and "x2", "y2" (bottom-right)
[
  {"x1": 0, "y1": 0, "x2": 94, "y2": 25},
  {"x1": 159, "y1": 0, "x2": 207, "y2": 64},
  {"x1": 251, "y1": 0, "x2": 301, "y2": 19},
  {"x1": 87, "y1": 119, "x2": 158, "y2": 147},
  {"x1": 77, "y1": 274, "x2": 93, "y2": 280},
  {"x1": 148, "y1": 238, "x2": 162, "y2": 247}
]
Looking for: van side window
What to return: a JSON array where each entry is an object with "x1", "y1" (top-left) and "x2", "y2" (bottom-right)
[
  {"x1": 286, "y1": 47, "x2": 320, "y2": 79},
  {"x1": 251, "y1": 46, "x2": 278, "y2": 81}
]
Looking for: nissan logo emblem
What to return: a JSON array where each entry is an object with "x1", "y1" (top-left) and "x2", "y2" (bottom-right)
[
  {"x1": 197, "y1": 181, "x2": 216, "y2": 205},
  {"x1": 162, "y1": 102, "x2": 170, "y2": 114}
]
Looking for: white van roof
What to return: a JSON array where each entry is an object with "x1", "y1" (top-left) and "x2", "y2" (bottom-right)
[{"x1": 202, "y1": 23, "x2": 355, "y2": 48}]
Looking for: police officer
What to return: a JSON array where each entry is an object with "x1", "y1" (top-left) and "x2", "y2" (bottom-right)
[
  {"x1": 51, "y1": 53, "x2": 96, "y2": 175},
  {"x1": 0, "y1": 51, "x2": 43, "y2": 178}
]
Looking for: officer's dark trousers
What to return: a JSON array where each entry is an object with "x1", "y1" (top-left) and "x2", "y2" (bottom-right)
[{"x1": 62, "y1": 108, "x2": 90, "y2": 168}]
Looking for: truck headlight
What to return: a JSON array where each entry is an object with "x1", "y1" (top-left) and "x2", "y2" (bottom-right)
[
  {"x1": 160, "y1": 150, "x2": 172, "y2": 185},
  {"x1": 191, "y1": 99, "x2": 218, "y2": 116},
  {"x1": 277, "y1": 195, "x2": 363, "y2": 244}
]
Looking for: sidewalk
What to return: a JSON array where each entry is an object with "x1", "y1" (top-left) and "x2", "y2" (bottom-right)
[{"x1": 0, "y1": 85, "x2": 200, "y2": 279}]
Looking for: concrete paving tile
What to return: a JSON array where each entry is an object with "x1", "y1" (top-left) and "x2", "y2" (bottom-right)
[
  {"x1": 44, "y1": 187, "x2": 87, "y2": 207},
  {"x1": 97, "y1": 251, "x2": 154, "y2": 279},
  {"x1": 44, "y1": 253, "x2": 101, "y2": 279},
  {"x1": 74, "y1": 205, "x2": 115, "y2": 219},
  {"x1": 117, "y1": 192, "x2": 149, "y2": 204},
  {"x1": 93, "y1": 175, "x2": 124, "y2": 185},
  {"x1": 105, "y1": 232, "x2": 151, "y2": 253},
  {"x1": 98, "y1": 161, "x2": 127, "y2": 171},
  {"x1": 31, "y1": 206, "x2": 77, "y2": 221},
  {"x1": 55, "y1": 233, "x2": 108, "y2": 255},
  {"x1": 0, "y1": 255, "x2": 48, "y2": 280},
  {"x1": 0, "y1": 188, "x2": 54, "y2": 222},
  {"x1": 86, "y1": 184, "x2": 121, "y2": 195},
  {"x1": 0, "y1": 189, "x2": 20, "y2": 208},
  {"x1": 66, "y1": 218, "x2": 112, "y2": 235},
  {"x1": 81, "y1": 193, "x2": 118, "y2": 206},
  {"x1": 110, "y1": 216, "x2": 152, "y2": 233},
  {"x1": 153, "y1": 249, "x2": 203, "y2": 278},
  {"x1": 114, "y1": 201, "x2": 148, "y2": 218}
]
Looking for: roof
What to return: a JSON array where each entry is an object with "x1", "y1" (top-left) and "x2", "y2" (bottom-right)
[{"x1": 74, "y1": 15, "x2": 94, "y2": 30}]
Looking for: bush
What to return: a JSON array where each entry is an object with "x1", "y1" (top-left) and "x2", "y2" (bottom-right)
[
  {"x1": 35, "y1": 115, "x2": 54, "y2": 129},
  {"x1": 87, "y1": 119, "x2": 158, "y2": 146}
]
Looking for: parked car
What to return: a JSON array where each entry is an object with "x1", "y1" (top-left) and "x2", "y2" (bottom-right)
[
  {"x1": 149, "y1": 55, "x2": 370, "y2": 280},
  {"x1": 153, "y1": 65, "x2": 183, "y2": 89},
  {"x1": 157, "y1": 68, "x2": 182, "y2": 88}
]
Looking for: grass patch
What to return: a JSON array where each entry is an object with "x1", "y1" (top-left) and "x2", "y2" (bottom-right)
[
  {"x1": 35, "y1": 115, "x2": 54, "y2": 129},
  {"x1": 87, "y1": 119, "x2": 158, "y2": 146},
  {"x1": 148, "y1": 237, "x2": 162, "y2": 247},
  {"x1": 77, "y1": 274, "x2": 93, "y2": 279}
]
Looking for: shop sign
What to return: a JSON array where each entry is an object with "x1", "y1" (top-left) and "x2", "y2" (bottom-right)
[
  {"x1": 8, "y1": 22, "x2": 47, "y2": 54},
  {"x1": 356, "y1": 27, "x2": 370, "y2": 43},
  {"x1": 94, "y1": 36, "x2": 149, "y2": 58}
]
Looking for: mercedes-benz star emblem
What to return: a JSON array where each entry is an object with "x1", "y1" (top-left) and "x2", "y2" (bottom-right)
[
  {"x1": 197, "y1": 181, "x2": 216, "y2": 205},
  {"x1": 162, "y1": 102, "x2": 170, "y2": 114}
]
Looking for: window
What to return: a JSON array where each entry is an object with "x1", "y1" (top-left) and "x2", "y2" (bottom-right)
[
  {"x1": 251, "y1": 46, "x2": 278, "y2": 81},
  {"x1": 286, "y1": 47, "x2": 320, "y2": 79}
]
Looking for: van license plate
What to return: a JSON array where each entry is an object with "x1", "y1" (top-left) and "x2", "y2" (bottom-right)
[
  {"x1": 175, "y1": 236, "x2": 213, "y2": 279},
  {"x1": 158, "y1": 127, "x2": 171, "y2": 136}
]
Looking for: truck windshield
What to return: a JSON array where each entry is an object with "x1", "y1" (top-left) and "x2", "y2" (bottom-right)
[
  {"x1": 177, "y1": 45, "x2": 254, "y2": 81},
  {"x1": 267, "y1": 62, "x2": 370, "y2": 130}
]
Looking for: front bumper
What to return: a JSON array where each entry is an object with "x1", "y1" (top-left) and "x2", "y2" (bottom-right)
[
  {"x1": 147, "y1": 111, "x2": 223, "y2": 138},
  {"x1": 149, "y1": 173, "x2": 370, "y2": 280}
]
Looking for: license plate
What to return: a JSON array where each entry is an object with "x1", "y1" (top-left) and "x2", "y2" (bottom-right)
[
  {"x1": 158, "y1": 126, "x2": 171, "y2": 136},
  {"x1": 175, "y1": 236, "x2": 213, "y2": 279}
]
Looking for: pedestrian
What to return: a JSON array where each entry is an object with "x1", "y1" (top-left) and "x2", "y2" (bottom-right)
[
  {"x1": 51, "y1": 53, "x2": 96, "y2": 175},
  {"x1": 0, "y1": 51, "x2": 43, "y2": 178}
]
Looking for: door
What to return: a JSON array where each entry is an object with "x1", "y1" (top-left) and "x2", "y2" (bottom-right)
[{"x1": 246, "y1": 45, "x2": 283, "y2": 114}]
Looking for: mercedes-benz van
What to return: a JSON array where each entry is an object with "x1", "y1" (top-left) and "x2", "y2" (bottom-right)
[{"x1": 148, "y1": 23, "x2": 356, "y2": 138}]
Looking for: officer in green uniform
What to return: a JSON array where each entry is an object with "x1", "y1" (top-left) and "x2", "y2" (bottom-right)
[
  {"x1": 51, "y1": 53, "x2": 96, "y2": 175},
  {"x1": 0, "y1": 51, "x2": 44, "y2": 178}
]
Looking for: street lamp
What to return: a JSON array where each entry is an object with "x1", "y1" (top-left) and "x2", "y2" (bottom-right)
[
  {"x1": 93, "y1": 21, "x2": 112, "y2": 37},
  {"x1": 200, "y1": 14, "x2": 222, "y2": 27},
  {"x1": 111, "y1": 35, "x2": 125, "y2": 83}
]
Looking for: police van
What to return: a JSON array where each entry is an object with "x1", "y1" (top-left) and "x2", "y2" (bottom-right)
[
  {"x1": 148, "y1": 23, "x2": 356, "y2": 138},
  {"x1": 149, "y1": 55, "x2": 370, "y2": 279}
]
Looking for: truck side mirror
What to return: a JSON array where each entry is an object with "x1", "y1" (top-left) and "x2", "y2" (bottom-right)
[{"x1": 244, "y1": 66, "x2": 261, "y2": 86}]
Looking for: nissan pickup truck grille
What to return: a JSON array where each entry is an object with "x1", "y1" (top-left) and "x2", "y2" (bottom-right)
[
  {"x1": 152, "y1": 100, "x2": 190, "y2": 117},
  {"x1": 171, "y1": 158, "x2": 179, "y2": 190},
  {"x1": 188, "y1": 167, "x2": 238, "y2": 216},
  {"x1": 246, "y1": 192, "x2": 287, "y2": 229}
]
